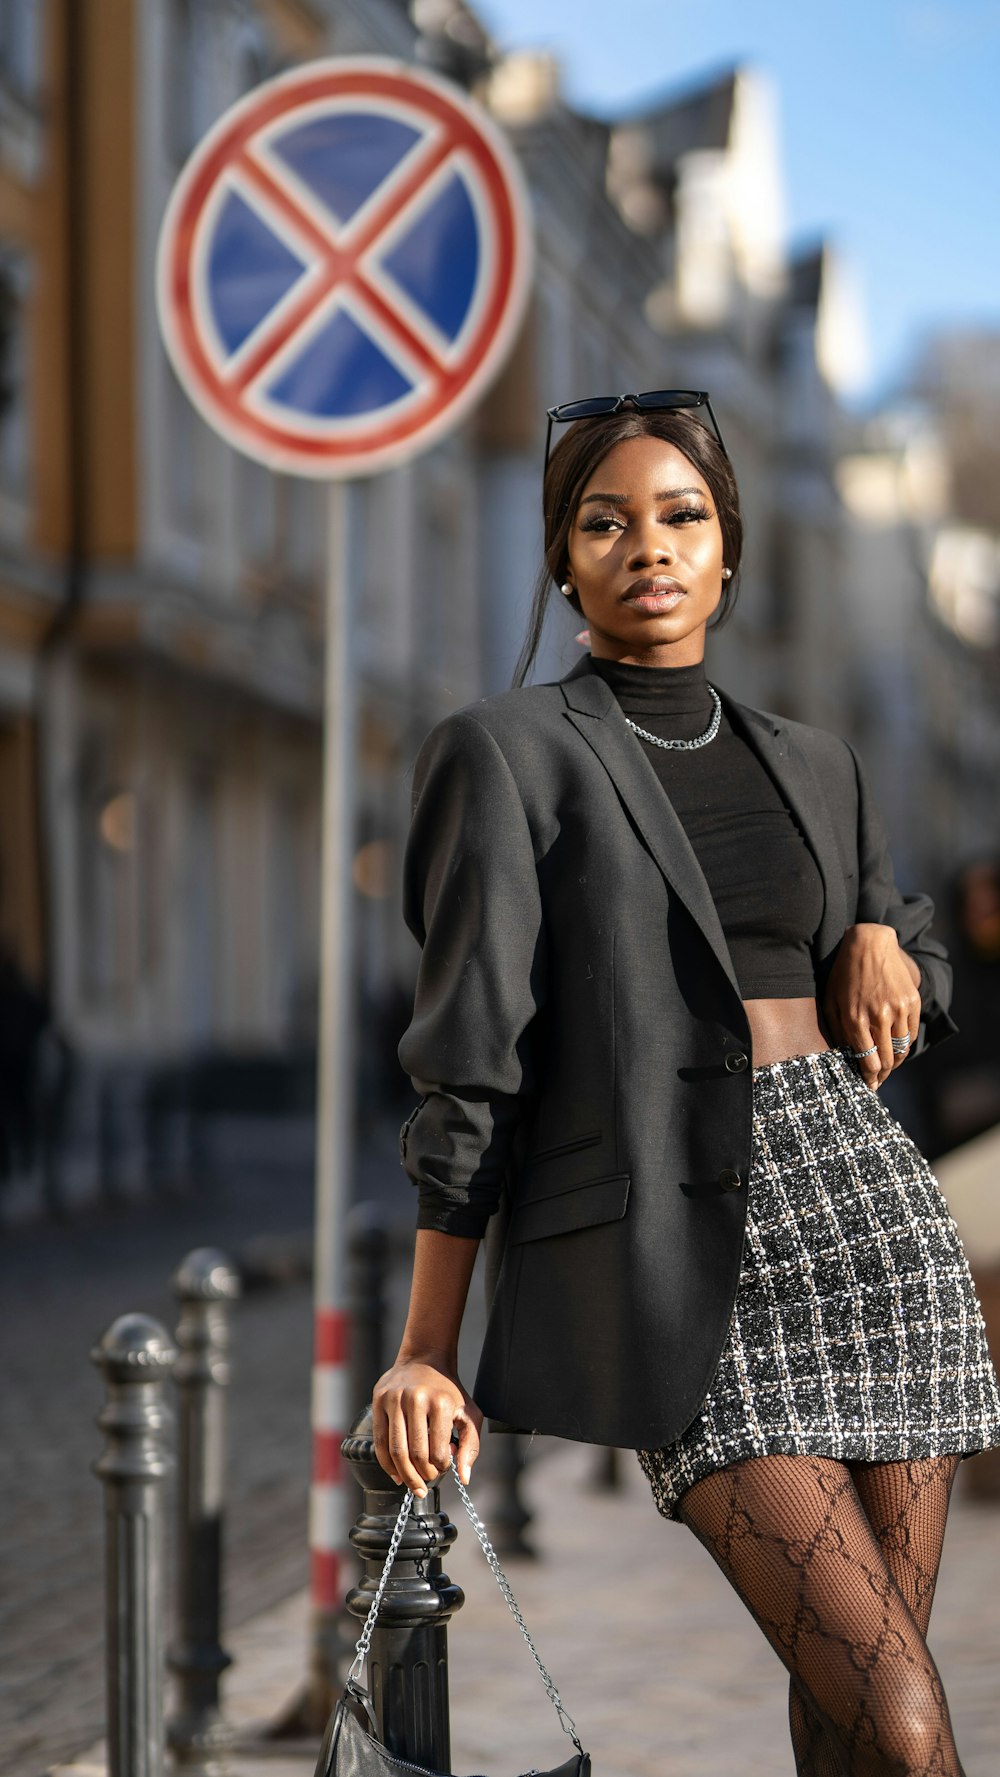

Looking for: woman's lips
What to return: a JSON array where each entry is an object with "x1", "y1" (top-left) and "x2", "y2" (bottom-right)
[{"x1": 625, "y1": 581, "x2": 686, "y2": 613}]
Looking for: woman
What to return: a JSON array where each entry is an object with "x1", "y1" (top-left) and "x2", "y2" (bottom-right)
[{"x1": 373, "y1": 394, "x2": 1000, "y2": 1776}]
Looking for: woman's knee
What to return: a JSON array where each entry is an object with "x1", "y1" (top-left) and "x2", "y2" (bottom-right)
[{"x1": 849, "y1": 1668, "x2": 959, "y2": 1776}]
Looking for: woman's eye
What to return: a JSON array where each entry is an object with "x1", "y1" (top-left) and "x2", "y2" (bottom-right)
[{"x1": 581, "y1": 505, "x2": 709, "y2": 534}]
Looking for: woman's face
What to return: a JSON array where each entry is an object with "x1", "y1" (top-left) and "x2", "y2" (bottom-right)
[{"x1": 564, "y1": 434, "x2": 727, "y2": 665}]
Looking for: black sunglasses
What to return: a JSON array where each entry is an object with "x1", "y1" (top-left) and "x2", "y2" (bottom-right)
[{"x1": 543, "y1": 388, "x2": 728, "y2": 482}]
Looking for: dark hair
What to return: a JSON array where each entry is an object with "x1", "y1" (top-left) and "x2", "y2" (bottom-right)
[{"x1": 511, "y1": 409, "x2": 744, "y2": 689}]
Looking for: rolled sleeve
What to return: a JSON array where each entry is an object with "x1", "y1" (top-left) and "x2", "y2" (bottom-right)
[{"x1": 396, "y1": 711, "x2": 547, "y2": 1237}]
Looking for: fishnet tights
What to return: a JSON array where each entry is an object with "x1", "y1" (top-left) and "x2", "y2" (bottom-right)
[{"x1": 677, "y1": 1452, "x2": 964, "y2": 1776}]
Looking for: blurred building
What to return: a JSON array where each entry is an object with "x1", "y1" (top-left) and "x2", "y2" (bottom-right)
[
  {"x1": 0, "y1": 2, "x2": 872, "y2": 1215},
  {"x1": 836, "y1": 334, "x2": 1000, "y2": 898}
]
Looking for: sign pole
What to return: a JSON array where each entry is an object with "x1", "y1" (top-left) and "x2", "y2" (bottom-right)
[
  {"x1": 155, "y1": 49, "x2": 534, "y2": 1737},
  {"x1": 308, "y1": 477, "x2": 357, "y2": 1714}
]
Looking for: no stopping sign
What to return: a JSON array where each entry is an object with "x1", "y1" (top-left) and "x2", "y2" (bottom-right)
[{"x1": 156, "y1": 56, "x2": 534, "y2": 476}]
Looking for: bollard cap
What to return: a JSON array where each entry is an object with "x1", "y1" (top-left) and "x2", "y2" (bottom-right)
[
  {"x1": 90, "y1": 1313, "x2": 178, "y2": 1381},
  {"x1": 171, "y1": 1248, "x2": 241, "y2": 1303},
  {"x1": 342, "y1": 1402, "x2": 381, "y2": 1477}
]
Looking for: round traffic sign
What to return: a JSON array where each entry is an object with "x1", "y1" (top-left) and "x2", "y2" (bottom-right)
[{"x1": 156, "y1": 56, "x2": 534, "y2": 477}]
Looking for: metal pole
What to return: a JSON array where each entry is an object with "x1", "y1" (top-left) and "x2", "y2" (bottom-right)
[
  {"x1": 91, "y1": 1314, "x2": 177, "y2": 1777},
  {"x1": 342, "y1": 1406, "x2": 464, "y2": 1766},
  {"x1": 332, "y1": 1203, "x2": 391, "y2": 1638},
  {"x1": 166, "y1": 1248, "x2": 241, "y2": 1764},
  {"x1": 308, "y1": 476, "x2": 359, "y2": 1720}
]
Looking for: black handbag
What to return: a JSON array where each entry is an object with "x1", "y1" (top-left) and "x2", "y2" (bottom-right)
[{"x1": 314, "y1": 1454, "x2": 591, "y2": 1777}]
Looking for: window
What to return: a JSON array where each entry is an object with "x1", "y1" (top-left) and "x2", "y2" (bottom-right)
[
  {"x1": 0, "y1": 0, "x2": 42, "y2": 105},
  {"x1": 77, "y1": 722, "x2": 141, "y2": 1012},
  {"x1": 277, "y1": 474, "x2": 321, "y2": 584},
  {"x1": 239, "y1": 455, "x2": 277, "y2": 567},
  {"x1": 183, "y1": 765, "x2": 219, "y2": 1041},
  {"x1": 165, "y1": 0, "x2": 199, "y2": 166},
  {"x1": 0, "y1": 244, "x2": 30, "y2": 534},
  {"x1": 166, "y1": 357, "x2": 209, "y2": 540}
]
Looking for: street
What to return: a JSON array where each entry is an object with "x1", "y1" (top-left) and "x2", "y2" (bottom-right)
[
  {"x1": 5, "y1": 1126, "x2": 1000, "y2": 1777},
  {"x1": 51, "y1": 1437, "x2": 1000, "y2": 1777}
]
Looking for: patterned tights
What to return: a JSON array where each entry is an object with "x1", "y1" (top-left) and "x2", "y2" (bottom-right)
[{"x1": 676, "y1": 1451, "x2": 964, "y2": 1776}]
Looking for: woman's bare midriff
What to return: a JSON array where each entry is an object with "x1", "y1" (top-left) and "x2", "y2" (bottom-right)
[{"x1": 743, "y1": 997, "x2": 833, "y2": 1068}]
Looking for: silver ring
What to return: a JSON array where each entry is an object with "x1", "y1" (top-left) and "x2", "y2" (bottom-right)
[
  {"x1": 891, "y1": 1034, "x2": 912, "y2": 1053},
  {"x1": 848, "y1": 1043, "x2": 879, "y2": 1060}
]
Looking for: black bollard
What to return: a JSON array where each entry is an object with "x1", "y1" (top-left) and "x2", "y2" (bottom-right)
[
  {"x1": 490, "y1": 1431, "x2": 536, "y2": 1558},
  {"x1": 591, "y1": 1446, "x2": 622, "y2": 1491},
  {"x1": 341, "y1": 1404, "x2": 464, "y2": 1768},
  {"x1": 91, "y1": 1314, "x2": 177, "y2": 1777},
  {"x1": 328, "y1": 1204, "x2": 391, "y2": 1675},
  {"x1": 166, "y1": 1247, "x2": 241, "y2": 1765},
  {"x1": 345, "y1": 1202, "x2": 390, "y2": 1426}
]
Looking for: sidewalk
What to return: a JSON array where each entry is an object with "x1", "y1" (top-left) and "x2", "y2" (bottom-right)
[{"x1": 49, "y1": 1436, "x2": 1000, "y2": 1777}]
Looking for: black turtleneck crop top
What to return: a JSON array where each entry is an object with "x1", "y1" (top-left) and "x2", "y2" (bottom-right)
[{"x1": 589, "y1": 653, "x2": 824, "y2": 999}]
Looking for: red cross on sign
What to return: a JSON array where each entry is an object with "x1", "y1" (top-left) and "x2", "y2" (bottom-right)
[{"x1": 156, "y1": 56, "x2": 534, "y2": 476}]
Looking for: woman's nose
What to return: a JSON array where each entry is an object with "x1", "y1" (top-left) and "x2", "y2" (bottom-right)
[{"x1": 627, "y1": 517, "x2": 674, "y2": 567}]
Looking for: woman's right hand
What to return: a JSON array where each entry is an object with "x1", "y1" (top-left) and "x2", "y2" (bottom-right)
[{"x1": 372, "y1": 1357, "x2": 483, "y2": 1496}]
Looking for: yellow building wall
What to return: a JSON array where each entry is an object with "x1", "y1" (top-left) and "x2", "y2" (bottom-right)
[{"x1": 80, "y1": 0, "x2": 136, "y2": 558}]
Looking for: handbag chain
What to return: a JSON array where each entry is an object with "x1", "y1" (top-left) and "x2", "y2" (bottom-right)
[{"x1": 347, "y1": 1454, "x2": 584, "y2": 1758}]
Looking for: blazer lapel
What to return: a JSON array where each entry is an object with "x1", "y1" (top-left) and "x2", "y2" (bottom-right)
[
  {"x1": 558, "y1": 653, "x2": 848, "y2": 996},
  {"x1": 559, "y1": 657, "x2": 740, "y2": 996}
]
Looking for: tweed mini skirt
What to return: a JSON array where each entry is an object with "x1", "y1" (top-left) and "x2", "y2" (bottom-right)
[{"x1": 636, "y1": 1045, "x2": 1000, "y2": 1522}]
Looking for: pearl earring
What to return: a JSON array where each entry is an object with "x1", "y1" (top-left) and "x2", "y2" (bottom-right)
[
  {"x1": 721, "y1": 567, "x2": 732, "y2": 580},
  {"x1": 560, "y1": 582, "x2": 573, "y2": 597}
]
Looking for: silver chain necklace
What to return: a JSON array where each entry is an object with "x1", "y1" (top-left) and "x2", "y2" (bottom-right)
[{"x1": 623, "y1": 684, "x2": 723, "y2": 750}]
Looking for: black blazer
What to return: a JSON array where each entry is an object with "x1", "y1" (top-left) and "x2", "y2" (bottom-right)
[{"x1": 396, "y1": 652, "x2": 958, "y2": 1450}]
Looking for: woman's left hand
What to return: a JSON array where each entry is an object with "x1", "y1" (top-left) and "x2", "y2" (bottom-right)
[{"x1": 820, "y1": 923, "x2": 922, "y2": 1090}]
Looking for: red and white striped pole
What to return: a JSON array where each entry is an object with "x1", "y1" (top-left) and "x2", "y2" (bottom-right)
[
  {"x1": 308, "y1": 479, "x2": 357, "y2": 1697},
  {"x1": 310, "y1": 1306, "x2": 350, "y2": 1616}
]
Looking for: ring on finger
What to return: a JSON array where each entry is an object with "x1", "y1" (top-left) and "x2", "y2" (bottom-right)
[
  {"x1": 849, "y1": 1042, "x2": 879, "y2": 1060},
  {"x1": 891, "y1": 1034, "x2": 912, "y2": 1053}
]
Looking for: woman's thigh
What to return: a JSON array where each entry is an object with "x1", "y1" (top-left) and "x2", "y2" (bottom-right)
[
  {"x1": 846, "y1": 1454, "x2": 962, "y2": 1637},
  {"x1": 677, "y1": 1452, "x2": 965, "y2": 1776}
]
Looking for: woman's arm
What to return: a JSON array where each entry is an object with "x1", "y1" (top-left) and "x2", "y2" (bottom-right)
[
  {"x1": 822, "y1": 922, "x2": 923, "y2": 1088},
  {"x1": 396, "y1": 709, "x2": 547, "y2": 1237},
  {"x1": 372, "y1": 1230, "x2": 483, "y2": 1495},
  {"x1": 845, "y1": 736, "x2": 958, "y2": 1053},
  {"x1": 379, "y1": 711, "x2": 546, "y2": 1490},
  {"x1": 819, "y1": 738, "x2": 959, "y2": 1086}
]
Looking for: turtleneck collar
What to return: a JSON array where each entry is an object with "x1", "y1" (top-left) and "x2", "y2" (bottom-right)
[{"x1": 587, "y1": 652, "x2": 713, "y2": 718}]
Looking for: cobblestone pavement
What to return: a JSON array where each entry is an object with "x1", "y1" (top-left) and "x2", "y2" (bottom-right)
[
  {"x1": 0, "y1": 1118, "x2": 430, "y2": 1777},
  {"x1": 52, "y1": 1435, "x2": 1000, "y2": 1777}
]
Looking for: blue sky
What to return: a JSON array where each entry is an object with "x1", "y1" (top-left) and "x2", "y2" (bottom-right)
[{"x1": 474, "y1": 0, "x2": 1000, "y2": 406}]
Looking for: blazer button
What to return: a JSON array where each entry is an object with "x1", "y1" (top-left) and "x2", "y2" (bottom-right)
[
  {"x1": 725, "y1": 1051, "x2": 749, "y2": 1073},
  {"x1": 718, "y1": 1168, "x2": 742, "y2": 1191}
]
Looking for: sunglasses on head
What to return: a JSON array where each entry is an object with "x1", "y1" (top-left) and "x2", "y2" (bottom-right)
[{"x1": 543, "y1": 389, "x2": 728, "y2": 483}]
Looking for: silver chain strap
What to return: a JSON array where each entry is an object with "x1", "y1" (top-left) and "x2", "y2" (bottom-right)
[
  {"x1": 347, "y1": 1455, "x2": 584, "y2": 1757},
  {"x1": 346, "y1": 1482, "x2": 423, "y2": 1683},
  {"x1": 623, "y1": 683, "x2": 722, "y2": 750}
]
